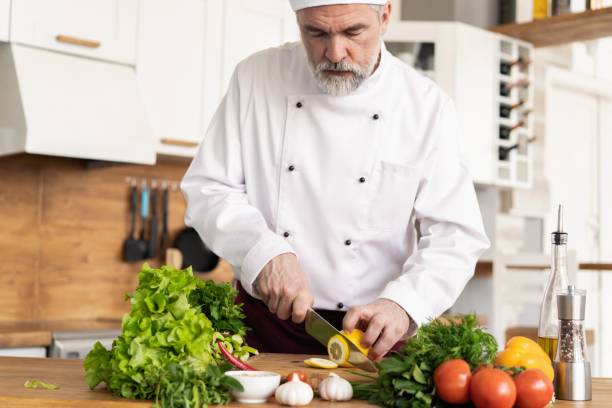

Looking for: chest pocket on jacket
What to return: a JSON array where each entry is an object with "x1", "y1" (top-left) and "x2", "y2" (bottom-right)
[{"x1": 365, "y1": 161, "x2": 421, "y2": 230}]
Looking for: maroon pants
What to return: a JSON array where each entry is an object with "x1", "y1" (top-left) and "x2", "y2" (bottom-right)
[{"x1": 236, "y1": 282, "x2": 404, "y2": 355}]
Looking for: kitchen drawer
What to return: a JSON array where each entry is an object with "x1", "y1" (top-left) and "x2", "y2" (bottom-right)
[
  {"x1": 0, "y1": 347, "x2": 46, "y2": 358},
  {"x1": 10, "y1": 0, "x2": 138, "y2": 65},
  {"x1": 48, "y1": 330, "x2": 120, "y2": 359}
]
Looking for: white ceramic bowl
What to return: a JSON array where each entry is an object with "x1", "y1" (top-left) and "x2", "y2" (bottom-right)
[{"x1": 224, "y1": 370, "x2": 281, "y2": 404}]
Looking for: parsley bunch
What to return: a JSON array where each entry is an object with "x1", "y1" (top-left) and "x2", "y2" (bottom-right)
[
  {"x1": 352, "y1": 314, "x2": 497, "y2": 408},
  {"x1": 190, "y1": 280, "x2": 246, "y2": 336},
  {"x1": 189, "y1": 280, "x2": 258, "y2": 362}
]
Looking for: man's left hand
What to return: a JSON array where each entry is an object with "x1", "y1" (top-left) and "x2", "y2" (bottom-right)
[{"x1": 342, "y1": 299, "x2": 411, "y2": 361}]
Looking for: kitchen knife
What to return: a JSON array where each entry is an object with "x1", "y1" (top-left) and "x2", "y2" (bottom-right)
[{"x1": 304, "y1": 308, "x2": 377, "y2": 372}]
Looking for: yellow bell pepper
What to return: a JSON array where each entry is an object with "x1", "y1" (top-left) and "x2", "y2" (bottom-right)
[{"x1": 495, "y1": 336, "x2": 554, "y2": 381}]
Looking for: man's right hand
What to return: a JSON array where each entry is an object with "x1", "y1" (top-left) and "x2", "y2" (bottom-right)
[{"x1": 254, "y1": 253, "x2": 313, "y2": 324}]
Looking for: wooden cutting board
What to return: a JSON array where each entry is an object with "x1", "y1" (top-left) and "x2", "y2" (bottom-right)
[{"x1": 0, "y1": 355, "x2": 610, "y2": 407}]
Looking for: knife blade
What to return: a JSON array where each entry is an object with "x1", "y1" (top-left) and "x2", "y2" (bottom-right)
[{"x1": 304, "y1": 308, "x2": 377, "y2": 372}]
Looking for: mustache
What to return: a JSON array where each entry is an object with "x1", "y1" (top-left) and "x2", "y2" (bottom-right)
[{"x1": 315, "y1": 60, "x2": 363, "y2": 74}]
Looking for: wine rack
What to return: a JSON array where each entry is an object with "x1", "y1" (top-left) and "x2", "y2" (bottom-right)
[
  {"x1": 385, "y1": 22, "x2": 534, "y2": 188},
  {"x1": 495, "y1": 37, "x2": 534, "y2": 188}
]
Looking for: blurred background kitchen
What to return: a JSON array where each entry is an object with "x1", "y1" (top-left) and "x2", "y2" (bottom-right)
[{"x1": 1, "y1": 0, "x2": 611, "y2": 377}]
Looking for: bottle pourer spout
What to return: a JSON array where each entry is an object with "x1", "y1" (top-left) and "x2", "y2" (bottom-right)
[
  {"x1": 552, "y1": 204, "x2": 567, "y2": 245},
  {"x1": 557, "y1": 204, "x2": 564, "y2": 232}
]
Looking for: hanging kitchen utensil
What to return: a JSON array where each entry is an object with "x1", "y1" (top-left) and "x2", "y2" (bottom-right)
[
  {"x1": 122, "y1": 183, "x2": 144, "y2": 262},
  {"x1": 174, "y1": 227, "x2": 219, "y2": 272},
  {"x1": 159, "y1": 182, "x2": 171, "y2": 260},
  {"x1": 138, "y1": 181, "x2": 149, "y2": 259},
  {"x1": 148, "y1": 182, "x2": 159, "y2": 258}
]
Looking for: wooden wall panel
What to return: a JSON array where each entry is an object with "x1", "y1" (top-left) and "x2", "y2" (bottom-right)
[
  {"x1": 0, "y1": 154, "x2": 218, "y2": 324},
  {"x1": 0, "y1": 158, "x2": 41, "y2": 322},
  {"x1": 38, "y1": 225, "x2": 138, "y2": 320}
]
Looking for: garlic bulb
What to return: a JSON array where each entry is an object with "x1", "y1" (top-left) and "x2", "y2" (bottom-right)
[
  {"x1": 275, "y1": 373, "x2": 314, "y2": 406},
  {"x1": 318, "y1": 372, "x2": 353, "y2": 402}
]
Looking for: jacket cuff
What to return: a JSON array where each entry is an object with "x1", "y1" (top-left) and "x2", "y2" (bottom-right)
[
  {"x1": 378, "y1": 281, "x2": 433, "y2": 331},
  {"x1": 240, "y1": 234, "x2": 295, "y2": 298}
]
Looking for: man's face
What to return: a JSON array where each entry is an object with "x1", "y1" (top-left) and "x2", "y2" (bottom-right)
[{"x1": 297, "y1": 3, "x2": 390, "y2": 96}]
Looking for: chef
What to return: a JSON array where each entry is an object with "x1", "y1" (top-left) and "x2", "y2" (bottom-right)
[{"x1": 181, "y1": 0, "x2": 490, "y2": 360}]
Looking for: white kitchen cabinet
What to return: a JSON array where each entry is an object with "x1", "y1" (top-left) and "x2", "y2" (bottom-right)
[
  {"x1": 136, "y1": 0, "x2": 207, "y2": 157},
  {"x1": 544, "y1": 68, "x2": 612, "y2": 262},
  {"x1": 0, "y1": 0, "x2": 9, "y2": 42},
  {"x1": 599, "y1": 98, "x2": 612, "y2": 262},
  {"x1": 545, "y1": 75, "x2": 599, "y2": 260},
  {"x1": 215, "y1": 0, "x2": 298, "y2": 93},
  {"x1": 384, "y1": 22, "x2": 534, "y2": 188},
  {"x1": 598, "y1": 99, "x2": 612, "y2": 377},
  {"x1": 201, "y1": 0, "x2": 299, "y2": 143},
  {"x1": 0, "y1": 43, "x2": 155, "y2": 164},
  {"x1": 138, "y1": 0, "x2": 299, "y2": 157},
  {"x1": 10, "y1": 0, "x2": 138, "y2": 65}
]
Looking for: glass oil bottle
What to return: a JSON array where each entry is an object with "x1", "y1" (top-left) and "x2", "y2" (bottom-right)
[{"x1": 538, "y1": 205, "x2": 569, "y2": 360}]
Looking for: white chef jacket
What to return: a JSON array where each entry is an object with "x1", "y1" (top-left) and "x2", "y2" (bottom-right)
[{"x1": 181, "y1": 41, "x2": 490, "y2": 327}]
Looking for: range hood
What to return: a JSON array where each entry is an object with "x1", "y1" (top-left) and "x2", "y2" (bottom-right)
[{"x1": 0, "y1": 43, "x2": 155, "y2": 164}]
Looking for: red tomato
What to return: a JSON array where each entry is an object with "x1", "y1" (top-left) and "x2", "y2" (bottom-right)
[
  {"x1": 514, "y1": 369, "x2": 554, "y2": 408},
  {"x1": 285, "y1": 370, "x2": 309, "y2": 384},
  {"x1": 433, "y1": 359, "x2": 472, "y2": 404},
  {"x1": 470, "y1": 367, "x2": 517, "y2": 408}
]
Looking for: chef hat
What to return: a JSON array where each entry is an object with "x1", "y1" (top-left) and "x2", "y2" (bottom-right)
[{"x1": 290, "y1": 0, "x2": 387, "y2": 11}]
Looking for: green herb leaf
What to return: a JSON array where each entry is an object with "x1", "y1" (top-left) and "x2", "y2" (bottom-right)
[
  {"x1": 24, "y1": 379, "x2": 59, "y2": 390},
  {"x1": 412, "y1": 364, "x2": 427, "y2": 384},
  {"x1": 84, "y1": 341, "x2": 112, "y2": 389}
]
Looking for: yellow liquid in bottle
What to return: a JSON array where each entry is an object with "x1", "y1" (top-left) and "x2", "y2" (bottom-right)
[
  {"x1": 538, "y1": 336, "x2": 558, "y2": 361},
  {"x1": 533, "y1": 0, "x2": 549, "y2": 19}
]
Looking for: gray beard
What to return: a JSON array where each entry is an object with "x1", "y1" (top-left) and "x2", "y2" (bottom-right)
[{"x1": 309, "y1": 51, "x2": 379, "y2": 96}]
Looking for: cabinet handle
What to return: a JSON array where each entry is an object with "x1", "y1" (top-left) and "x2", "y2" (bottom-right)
[
  {"x1": 160, "y1": 138, "x2": 199, "y2": 148},
  {"x1": 55, "y1": 35, "x2": 101, "y2": 48}
]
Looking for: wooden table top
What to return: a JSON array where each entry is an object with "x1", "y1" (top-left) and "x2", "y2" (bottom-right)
[{"x1": 0, "y1": 354, "x2": 610, "y2": 407}]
